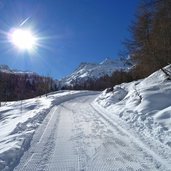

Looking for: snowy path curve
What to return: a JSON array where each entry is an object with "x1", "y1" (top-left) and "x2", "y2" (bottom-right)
[{"x1": 14, "y1": 94, "x2": 170, "y2": 171}]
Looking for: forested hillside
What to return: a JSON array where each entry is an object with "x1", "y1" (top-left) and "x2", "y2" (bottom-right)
[{"x1": 0, "y1": 69, "x2": 57, "y2": 102}]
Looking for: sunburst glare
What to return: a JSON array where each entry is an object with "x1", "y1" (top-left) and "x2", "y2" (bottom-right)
[{"x1": 9, "y1": 28, "x2": 36, "y2": 51}]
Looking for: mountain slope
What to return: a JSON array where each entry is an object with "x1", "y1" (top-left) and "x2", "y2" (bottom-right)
[
  {"x1": 0, "y1": 64, "x2": 57, "y2": 101},
  {"x1": 0, "y1": 64, "x2": 36, "y2": 75},
  {"x1": 60, "y1": 58, "x2": 127, "y2": 88}
]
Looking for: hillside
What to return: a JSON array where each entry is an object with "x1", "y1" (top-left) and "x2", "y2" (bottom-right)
[{"x1": 0, "y1": 65, "x2": 57, "y2": 101}]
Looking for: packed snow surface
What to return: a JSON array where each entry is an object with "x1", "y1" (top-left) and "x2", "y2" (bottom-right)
[
  {"x1": 0, "y1": 91, "x2": 94, "y2": 171},
  {"x1": 14, "y1": 93, "x2": 171, "y2": 171}
]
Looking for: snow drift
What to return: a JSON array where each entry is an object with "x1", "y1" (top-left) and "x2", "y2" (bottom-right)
[{"x1": 95, "y1": 65, "x2": 171, "y2": 148}]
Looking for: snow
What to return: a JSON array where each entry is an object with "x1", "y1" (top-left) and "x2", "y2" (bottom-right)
[
  {"x1": 94, "y1": 65, "x2": 171, "y2": 164},
  {"x1": 0, "y1": 90, "x2": 94, "y2": 171},
  {"x1": 1, "y1": 64, "x2": 171, "y2": 171},
  {"x1": 14, "y1": 93, "x2": 171, "y2": 171}
]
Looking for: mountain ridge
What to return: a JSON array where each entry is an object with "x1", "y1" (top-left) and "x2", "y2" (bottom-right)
[
  {"x1": 59, "y1": 58, "x2": 129, "y2": 88},
  {"x1": 0, "y1": 64, "x2": 36, "y2": 75}
]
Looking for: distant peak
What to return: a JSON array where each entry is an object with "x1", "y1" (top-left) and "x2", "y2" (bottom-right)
[
  {"x1": 0, "y1": 64, "x2": 37, "y2": 75},
  {"x1": 78, "y1": 62, "x2": 97, "y2": 68},
  {"x1": 79, "y1": 62, "x2": 88, "y2": 66},
  {"x1": 100, "y1": 57, "x2": 115, "y2": 65},
  {"x1": 0, "y1": 64, "x2": 10, "y2": 71}
]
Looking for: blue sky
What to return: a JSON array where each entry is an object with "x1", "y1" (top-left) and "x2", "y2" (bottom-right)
[{"x1": 0, "y1": 0, "x2": 139, "y2": 79}]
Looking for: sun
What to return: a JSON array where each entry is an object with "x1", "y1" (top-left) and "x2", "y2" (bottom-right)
[{"x1": 9, "y1": 28, "x2": 37, "y2": 51}]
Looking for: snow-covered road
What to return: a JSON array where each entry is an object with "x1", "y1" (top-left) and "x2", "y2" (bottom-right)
[{"x1": 14, "y1": 94, "x2": 170, "y2": 171}]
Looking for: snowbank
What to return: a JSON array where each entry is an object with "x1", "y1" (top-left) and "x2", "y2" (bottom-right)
[
  {"x1": 95, "y1": 65, "x2": 171, "y2": 148},
  {"x1": 0, "y1": 90, "x2": 95, "y2": 171}
]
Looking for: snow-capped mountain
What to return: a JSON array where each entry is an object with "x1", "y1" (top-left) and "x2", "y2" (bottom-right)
[
  {"x1": 0, "y1": 64, "x2": 36, "y2": 75},
  {"x1": 59, "y1": 58, "x2": 128, "y2": 87},
  {"x1": 0, "y1": 64, "x2": 11, "y2": 73}
]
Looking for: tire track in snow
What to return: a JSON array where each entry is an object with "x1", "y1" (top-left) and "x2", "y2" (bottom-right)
[
  {"x1": 67, "y1": 97, "x2": 143, "y2": 171},
  {"x1": 15, "y1": 106, "x2": 61, "y2": 171},
  {"x1": 46, "y1": 104, "x2": 80, "y2": 171}
]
